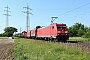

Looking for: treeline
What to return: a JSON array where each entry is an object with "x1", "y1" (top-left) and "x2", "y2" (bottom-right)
[
  {"x1": 69, "y1": 22, "x2": 90, "y2": 38},
  {"x1": 0, "y1": 33, "x2": 6, "y2": 37}
]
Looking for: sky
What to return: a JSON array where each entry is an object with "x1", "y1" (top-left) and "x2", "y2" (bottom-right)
[{"x1": 0, "y1": 0, "x2": 90, "y2": 33}]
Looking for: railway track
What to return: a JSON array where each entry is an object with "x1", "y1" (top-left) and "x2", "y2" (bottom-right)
[{"x1": 58, "y1": 41, "x2": 90, "y2": 54}]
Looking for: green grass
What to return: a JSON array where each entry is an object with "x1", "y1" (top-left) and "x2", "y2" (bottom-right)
[
  {"x1": 69, "y1": 37, "x2": 90, "y2": 42},
  {"x1": 0, "y1": 37, "x2": 8, "y2": 39},
  {"x1": 13, "y1": 38, "x2": 90, "y2": 60}
]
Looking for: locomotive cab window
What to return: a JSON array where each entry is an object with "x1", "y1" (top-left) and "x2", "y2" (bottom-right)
[
  {"x1": 57, "y1": 26, "x2": 66, "y2": 29},
  {"x1": 52, "y1": 26, "x2": 54, "y2": 29}
]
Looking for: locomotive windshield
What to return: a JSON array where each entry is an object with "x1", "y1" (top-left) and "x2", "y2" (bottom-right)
[{"x1": 57, "y1": 26, "x2": 66, "y2": 29}]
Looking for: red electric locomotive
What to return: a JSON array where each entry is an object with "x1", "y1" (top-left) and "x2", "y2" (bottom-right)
[{"x1": 36, "y1": 23, "x2": 69, "y2": 41}]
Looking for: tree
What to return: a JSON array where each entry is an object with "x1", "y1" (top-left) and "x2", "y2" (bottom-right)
[
  {"x1": 83, "y1": 27, "x2": 90, "y2": 38},
  {"x1": 4, "y1": 27, "x2": 18, "y2": 37},
  {"x1": 69, "y1": 22, "x2": 85, "y2": 37},
  {"x1": 78, "y1": 27, "x2": 84, "y2": 37}
]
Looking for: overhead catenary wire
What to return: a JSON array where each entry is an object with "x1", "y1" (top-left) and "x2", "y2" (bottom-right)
[
  {"x1": 65, "y1": 12, "x2": 90, "y2": 20},
  {"x1": 59, "y1": 3, "x2": 90, "y2": 16},
  {"x1": 39, "y1": 2, "x2": 90, "y2": 25}
]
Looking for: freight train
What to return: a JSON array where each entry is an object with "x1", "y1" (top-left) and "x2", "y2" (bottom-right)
[{"x1": 17, "y1": 23, "x2": 69, "y2": 42}]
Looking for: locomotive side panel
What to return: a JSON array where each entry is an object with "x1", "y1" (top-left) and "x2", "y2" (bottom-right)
[
  {"x1": 36, "y1": 24, "x2": 57, "y2": 40},
  {"x1": 37, "y1": 26, "x2": 51, "y2": 39}
]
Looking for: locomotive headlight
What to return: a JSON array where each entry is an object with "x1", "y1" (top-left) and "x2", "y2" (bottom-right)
[
  {"x1": 65, "y1": 31, "x2": 68, "y2": 33},
  {"x1": 58, "y1": 31, "x2": 60, "y2": 33}
]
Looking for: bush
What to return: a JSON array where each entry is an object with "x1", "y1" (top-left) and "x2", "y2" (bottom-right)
[{"x1": 82, "y1": 29, "x2": 90, "y2": 38}]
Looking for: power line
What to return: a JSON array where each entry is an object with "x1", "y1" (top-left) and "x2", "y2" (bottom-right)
[
  {"x1": 59, "y1": 2, "x2": 90, "y2": 16},
  {"x1": 39, "y1": 2, "x2": 90, "y2": 24},
  {"x1": 65, "y1": 12, "x2": 90, "y2": 20},
  {"x1": 22, "y1": 3, "x2": 33, "y2": 32},
  {"x1": 3, "y1": 5, "x2": 11, "y2": 27}
]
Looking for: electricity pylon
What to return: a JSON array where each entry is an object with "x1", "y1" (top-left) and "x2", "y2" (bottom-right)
[
  {"x1": 22, "y1": 3, "x2": 33, "y2": 32},
  {"x1": 3, "y1": 5, "x2": 11, "y2": 27}
]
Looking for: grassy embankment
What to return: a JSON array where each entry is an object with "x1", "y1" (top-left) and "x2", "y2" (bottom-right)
[
  {"x1": 69, "y1": 37, "x2": 90, "y2": 42},
  {"x1": 13, "y1": 38, "x2": 90, "y2": 60}
]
